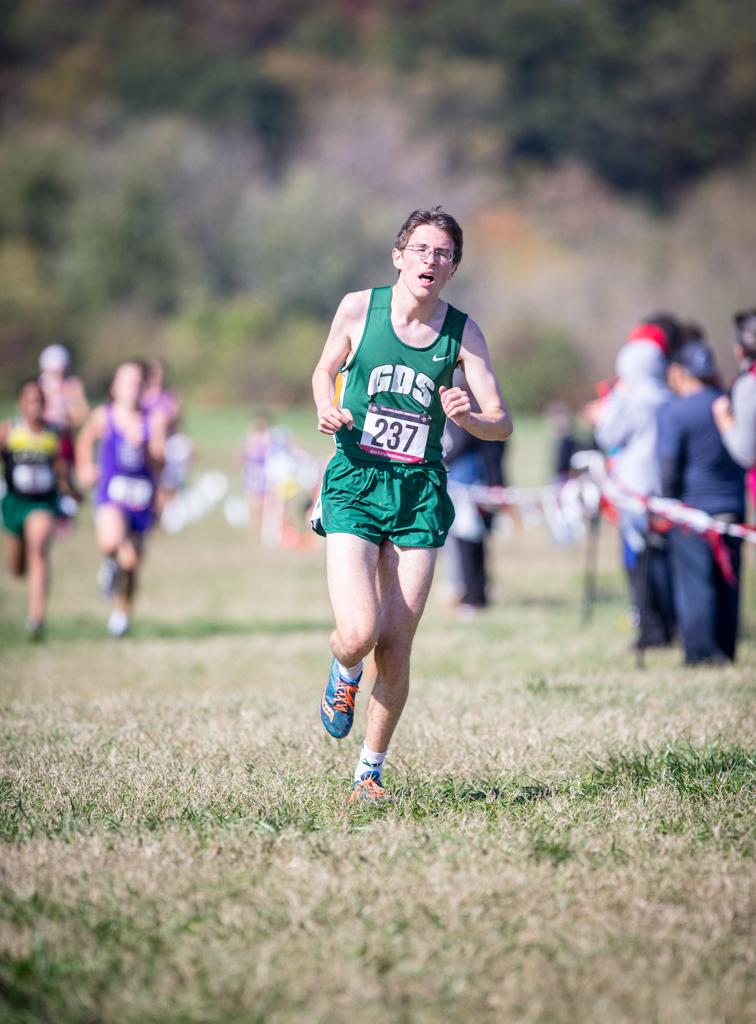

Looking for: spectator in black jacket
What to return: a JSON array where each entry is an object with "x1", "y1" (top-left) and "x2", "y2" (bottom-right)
[
  {"x1": 443, "y1": 372, "x2": 507, "y2": 615},
  {"x1": 658, "y1": 338, "x2": 746, "y2": 665}
]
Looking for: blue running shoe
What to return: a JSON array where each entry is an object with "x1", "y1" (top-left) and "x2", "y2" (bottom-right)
[{"x1": 320, "y1": 658, "x2": 363, "y2": 738}]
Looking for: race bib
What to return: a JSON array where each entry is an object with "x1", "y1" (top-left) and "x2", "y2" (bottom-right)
[
  {"x1": 359, "y1": 404, "x2": 430, "y2": 464},
  {"x1": 12, "y1": 463, "x2": 54, "y2": 495},
  {"x1": 107, "y1": 475, "x2": 153, "y2": 511}
]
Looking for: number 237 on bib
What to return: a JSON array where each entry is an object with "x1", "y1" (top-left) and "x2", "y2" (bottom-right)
[{"x1": 359, "y1": 404, "x2": 430, "y2": 464}]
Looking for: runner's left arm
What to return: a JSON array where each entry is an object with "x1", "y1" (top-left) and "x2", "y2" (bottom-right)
[
  {"x1": 440, "y1": 318, "x2": 513, "y2": 441},
  {"x1": 54, "y1": 438, "x2": 81, "y2": 501},
  {"x1": 147, "y1": 411, "x2": 167, "y2": 471}
]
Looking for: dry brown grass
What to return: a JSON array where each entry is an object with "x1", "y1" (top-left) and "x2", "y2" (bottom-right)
[{"x1": 0, "y1": 414, "x2": 754, "y2": 1023}]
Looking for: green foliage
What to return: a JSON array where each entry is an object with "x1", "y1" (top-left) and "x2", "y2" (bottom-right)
[
  {"x1": 0, "y1": 241, "x2": 67, "y2": 383},
  {"x1": 387, "y1": 0, "x2": 756, "y2": 202},
  {"x1": 4, "y1": 0, "x2": 756, "y2": 203},
  {"x1": 164, "y1": 298, "x2": 325, "y2": 404},
  {"x1": 231, "y1": 170, "x2": 393, "y2": 320},
  {"x1": 0, "y1": 143, "x2": 75, "y2": 248},
  {"x1": 342, "y1": 0, "x2": 756, "y2": 203},
  {"x1": 63, "y1": 180, "x2": 184, "y2": 316},
  {"x1": 1, "y1": 0, "x2": 756, "y2": 399},
  {"x1": 288, "y1": 9, "x2": 360, "y2": 58},
  {"x1": 112, "y1": 42, "x2": 298, "y2": 168},
  {"x1": 0, "y1": 137, "x2": 77, "y2": 379},
  {"x1": 498, "y1": 322, "x2": 588, "y2": 412},
  {"x1": 567, "y1": 0, "x2": 756, "y2": 203}
]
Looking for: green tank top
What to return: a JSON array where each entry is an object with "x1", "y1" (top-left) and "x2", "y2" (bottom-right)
[{"x1": 335, "y1": 286, "x2": 467, "y2": 466}]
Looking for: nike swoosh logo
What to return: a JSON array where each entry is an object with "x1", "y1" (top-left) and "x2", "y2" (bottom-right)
[{"x1": 432, "y1": 354, "x2": 447, "y2": 362}]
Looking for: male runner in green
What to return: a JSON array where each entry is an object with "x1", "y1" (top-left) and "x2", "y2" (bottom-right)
[{"x1": 313, "y1": 206, "x2": 512, "y2": 802}]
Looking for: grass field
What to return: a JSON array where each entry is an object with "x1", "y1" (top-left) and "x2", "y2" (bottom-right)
[{"x1": 1, "y1": 409, "x2": 754, "y2": 1024}]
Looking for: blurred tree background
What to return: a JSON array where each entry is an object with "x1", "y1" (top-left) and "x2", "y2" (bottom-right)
[{"x1": 1, "y1": 0, "x2": 755, "y2": 406}]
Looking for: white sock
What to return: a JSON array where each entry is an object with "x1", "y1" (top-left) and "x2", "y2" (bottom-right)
[
  {"x1": 355, "y1": 745, "x2": 386, "y2": 784},
  {"x1": 337, "y1": 659, "x2": 363, "y2": 683}
]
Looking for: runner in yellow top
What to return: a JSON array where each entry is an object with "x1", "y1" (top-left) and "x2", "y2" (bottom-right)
[
  {"x1": 1, "y1": 379, "x2": 73, "y2": 638},
  {"x1": 312, "y1": 206, "x2": 513, "y2": 802}
]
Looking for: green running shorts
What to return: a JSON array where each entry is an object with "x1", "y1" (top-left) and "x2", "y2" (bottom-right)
[
  {"x1": 1, "y1": 491, "x2": 59, "y2": 538},
  {"x1": 314, "y1": 450, "x2": 455, "y2": 548}
]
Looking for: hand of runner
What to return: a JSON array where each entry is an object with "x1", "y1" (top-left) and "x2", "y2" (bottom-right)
[
  {"x1": 439, "y1": 385, "x2": 471, "y2": 427},
  {"x1": 76, "y1": 461, "x2": 100, "y2": 488},
  {"x1": 317, "y1": 405, "x2": 354, "y2": 435}
]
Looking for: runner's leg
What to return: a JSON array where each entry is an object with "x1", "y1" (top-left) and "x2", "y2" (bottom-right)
[
  {"x1": 95, "y1": 503, "x2": 128, "y2": 560},
  {"x1": 364, "y1": 543, "x2": 437, "y2": 753},
  {"x1": 23, "y1": 509, "x2": 55, "y2": 625},
  {"x1": 4, "y1": 532, "x2": 25, "y2": 577},
  {"x1": 326, "y1": 532, "x2": 382, "y2": 668},
  {"x1": 114, "y1": 532, "x2": 143, "y2": 616},
  {"x1": 95, "y1": 504, "x2": 138, "y2": 615}
]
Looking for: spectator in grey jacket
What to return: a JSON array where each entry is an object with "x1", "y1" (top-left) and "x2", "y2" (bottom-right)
[
  {"x1": 713, "y1": 309, "x2": 756, "y2": 472},
  {"x1": 585, "y1": 316, "x2": 679, "y2": 649}
]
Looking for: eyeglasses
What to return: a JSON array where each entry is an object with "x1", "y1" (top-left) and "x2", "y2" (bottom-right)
[{"x1": 402, "y1": 243, "x2": 455, "y2": 265}]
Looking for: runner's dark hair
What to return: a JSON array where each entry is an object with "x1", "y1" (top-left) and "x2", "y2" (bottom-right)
[
  {"x1": 17, "y1": 377, "x2": 44, "y2": 397},
  {"x1": 395, "y1": 206, "x2": 463, "y2": 267}
]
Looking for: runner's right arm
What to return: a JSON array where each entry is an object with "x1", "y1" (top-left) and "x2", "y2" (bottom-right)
[
  {"x1": 312, "y1": 290, "x2": 370, "y2": 435},
  {"x1": 74, "y1": 405, "x2": 106, "y2": 489}
]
